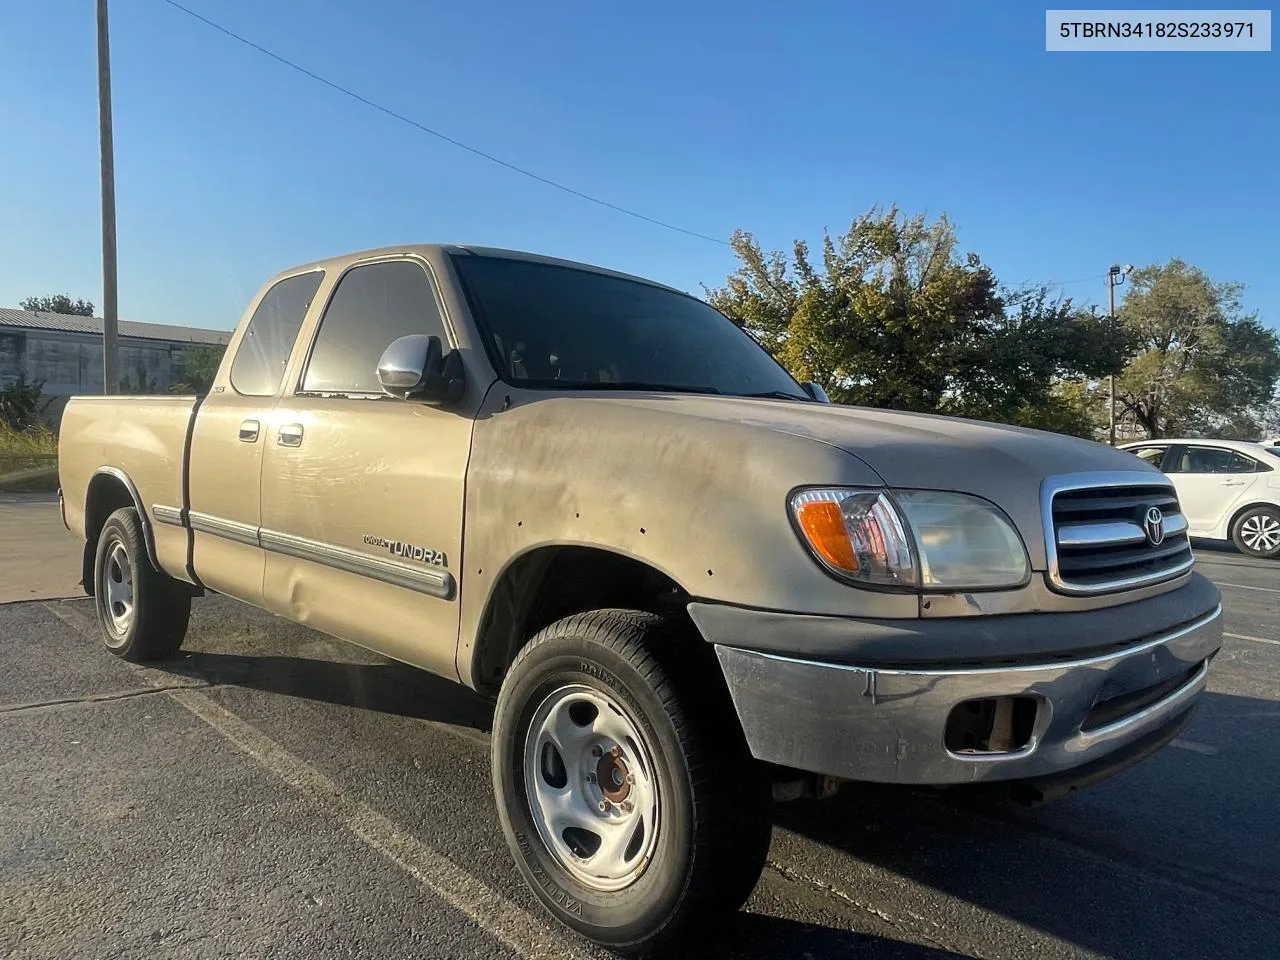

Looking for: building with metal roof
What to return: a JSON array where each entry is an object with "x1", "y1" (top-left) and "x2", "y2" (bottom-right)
[{"x1": 0, "y1": 308, "x2": 231, "y2": 422}]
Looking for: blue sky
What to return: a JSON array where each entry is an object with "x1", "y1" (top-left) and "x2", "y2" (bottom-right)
[{"x1": 1, "y1": 1, "x2": 1275, "y2": 331}]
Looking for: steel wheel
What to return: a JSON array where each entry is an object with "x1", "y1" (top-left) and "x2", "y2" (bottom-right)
[
  {"x1": 1239, "y1": 513, "x2": 1280, "y2": 554},
  {"x1": 103, "y1": 540, "x2": 135, "y2": 643},
  {"x1": 523, "y1": 683, "x2": 661, "y2": 893}
]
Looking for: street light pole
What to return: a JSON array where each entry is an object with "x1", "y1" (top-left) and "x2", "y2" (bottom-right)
[
  {"x1": 1106, "y1": 264, "x2": 1133, "y2": 445},
  {"x1": 96, "y1": 0, "x2": 119, "y2": 395}
]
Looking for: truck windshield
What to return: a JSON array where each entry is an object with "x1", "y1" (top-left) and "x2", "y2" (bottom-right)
[{"x1": 451, "y1": 254, "x2": 808, "y2": 399}]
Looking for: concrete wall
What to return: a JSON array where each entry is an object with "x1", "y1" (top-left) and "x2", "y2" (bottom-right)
[{"x1": 0, "y1": 328, "x2": 214, "y2": 427}]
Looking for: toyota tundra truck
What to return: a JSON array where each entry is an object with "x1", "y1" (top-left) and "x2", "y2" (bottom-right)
[{"x1": 58, "y1": 244, "x2": 1223, "y2": 954}]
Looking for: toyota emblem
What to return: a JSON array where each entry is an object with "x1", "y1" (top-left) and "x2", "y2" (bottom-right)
[{"x1": 1143, "y1": 506, "x2": 1166, "y2": 546}]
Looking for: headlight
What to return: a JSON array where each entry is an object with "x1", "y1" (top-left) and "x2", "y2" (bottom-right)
[{"x1": 789, "y1": 487, "x2": 1030, "y2": 591}]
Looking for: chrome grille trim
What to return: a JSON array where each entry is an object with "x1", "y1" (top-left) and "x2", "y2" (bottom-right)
[{"x1": 1042, "y1": 471, "x2": 1195, "y2": 596}]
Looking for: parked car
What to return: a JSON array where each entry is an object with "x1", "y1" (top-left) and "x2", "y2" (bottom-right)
[
  {"x1": 58, "y1": 245, "x2": 1223, "y2": 954},
  {"x1": 1120, "y1": 439, "x2": 1280, "y2": 559}
]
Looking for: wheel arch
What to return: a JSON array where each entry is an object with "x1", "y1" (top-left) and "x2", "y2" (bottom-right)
[
  {"x1": 466, "y1": 542, "x2": 696, "y2": 695},
  {"x1": 1226, "y1": 499, "x2": 1280, "y2": 541},
  {"x1": 81, "y1": 468, "x2": 159, "y2": 594}
]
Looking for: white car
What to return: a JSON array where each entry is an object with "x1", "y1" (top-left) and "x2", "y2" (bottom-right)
[{"x1": 1120, "y1": 439, "x2": 1280, "y2": 559}]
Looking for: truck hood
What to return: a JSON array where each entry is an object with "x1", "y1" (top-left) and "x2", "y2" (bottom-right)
[{"x1": 607, "y1": 394, "x2": 1165, "y2": 569}]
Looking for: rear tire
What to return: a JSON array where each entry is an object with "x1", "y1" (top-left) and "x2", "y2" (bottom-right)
[
  {"x1": 491, "y1": 609, "x2": 771, "y2": 955},
  {"x1": 93, "y1": 506, "x2": 191, "y2": 661},
  {"x1": 1230, "y1": 506, "x2": 1280, "y2": 559}
]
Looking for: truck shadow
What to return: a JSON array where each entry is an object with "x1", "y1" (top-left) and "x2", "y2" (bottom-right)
[
  {"x1": 671, "y1": 913, "x2": 971, "y2": 959},
  {"x1": 771, "y1": 691, "x2": 1280, "y2": 960},
  {"x1": 162, "y1": 648, "x2": 497, "y2": 732}
]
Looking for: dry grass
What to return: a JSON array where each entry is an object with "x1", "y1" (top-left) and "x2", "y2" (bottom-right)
[{"x1": 0, "y1": 424, "x2": 58, "y2": 491}]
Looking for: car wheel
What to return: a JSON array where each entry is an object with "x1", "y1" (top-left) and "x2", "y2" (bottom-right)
[
  {"x1": 94, "y1": 506, "x2": 191, "y2": 661},
  {"x1": 1231, "y1": 506, "x2": 1280, "y2": 559},
  {"x1": 491, "y1": 609, "x2": 771, "y2": 955}
]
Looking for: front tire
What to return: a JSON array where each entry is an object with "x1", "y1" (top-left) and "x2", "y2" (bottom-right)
[
  {"x1": 491, "y1": 609, "x2": 771, "y2": 955},
  {"x1": 1231, "y1": 506, "x2": 1280, "y2": 559},
  {"x1": 93, "y1": 506, "x2": 191, "y2": 661}
]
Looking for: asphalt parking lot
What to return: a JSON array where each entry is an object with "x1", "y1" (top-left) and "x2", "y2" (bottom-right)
[{"x1": 1, "y1": 499, "x2": 1277, "y2": 959}]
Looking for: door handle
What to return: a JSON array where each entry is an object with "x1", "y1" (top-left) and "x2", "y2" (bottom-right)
[
  {"x1": 239, "y1": 420, "x2": 260, "y2": 443},
  {"x1": 1220, "y1": 478, "x2": 1245, "y2": 486},
  {"x1": 278, "y1": 423, "x2": 304, "y2": 447}
]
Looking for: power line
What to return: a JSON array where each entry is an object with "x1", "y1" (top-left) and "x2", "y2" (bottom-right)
[{"x1": 157, "y1": 0, "x2": 729, "y2": 246}]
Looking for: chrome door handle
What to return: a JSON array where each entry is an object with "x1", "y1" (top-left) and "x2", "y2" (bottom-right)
[
  {"x1": 239, "y1": 420, "x2": 260, "y2": 443},
  {"x1": 278, "y1": 424, "x2": 304, "y2": 447}
]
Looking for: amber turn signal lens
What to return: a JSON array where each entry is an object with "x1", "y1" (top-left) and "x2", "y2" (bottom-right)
[{"x1": 794, "y1": 499, "x2": 859, "y2": 572}]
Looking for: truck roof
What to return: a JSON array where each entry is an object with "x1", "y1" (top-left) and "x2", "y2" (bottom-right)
[{"x1": 269, "y1": 244, "x2": 689, "y2": 296}]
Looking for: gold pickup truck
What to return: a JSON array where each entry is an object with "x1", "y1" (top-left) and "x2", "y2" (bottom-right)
[{"x1": 58, "y1": 244, "x2": 1223, "y2": 954}]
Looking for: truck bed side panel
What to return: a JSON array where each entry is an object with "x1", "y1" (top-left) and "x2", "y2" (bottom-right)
[{"x1": 59, "y1": 395, "x2": 197, "y2": 581}]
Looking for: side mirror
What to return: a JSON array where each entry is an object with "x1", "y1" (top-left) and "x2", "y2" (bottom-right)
[
  {"x1": 377, "y1": 335, "x2": 465, "y2": 405},
  {"x1": 801, "y1": 381, "x2": 831, "y2": 403}
]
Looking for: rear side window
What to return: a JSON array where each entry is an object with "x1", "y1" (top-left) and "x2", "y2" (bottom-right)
[
  {"x1": 1170, "y1": 446, "x2": 1264, "y2": 474},
  {"x1": 302, "y1": 260, "x2": 449, "y2": 395},
  {"x1": 230, "y1": 271, "x2": 324, "y2": 397}
]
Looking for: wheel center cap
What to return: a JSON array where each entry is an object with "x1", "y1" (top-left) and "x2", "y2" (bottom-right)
[{"x1": 596, "y1": 755, "x2": 631, "y2": 803}]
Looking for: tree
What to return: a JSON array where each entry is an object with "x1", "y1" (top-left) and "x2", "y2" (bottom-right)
[
  {"x1": 1114, "y1": 259, "x2": 1280, "y2": 438},
  {"x1": 19, "y1": 294, "x2": 95, "y2": 316},
  {"x1": 0, "y1": 375, "x2": 48, "y2": 431},
  {"x1": 170, "y1": 345, "x2": 226, "y2": 395},
  {"x1": 705, "y1": 206, "x2": 1125, "y2": 435}
]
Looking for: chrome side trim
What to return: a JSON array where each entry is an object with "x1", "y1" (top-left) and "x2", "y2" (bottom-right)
[
  {"x1": 188, "y1": 510, "x2": 260, "y2": 547},
  {"x1": 152, "y1": 504, "x2": 184, "y2": 526},
  {"x1": 259, "y1": 528, "x2": 456, "y2": 601},
  {"x1": 733, "y1": 603, "x2": 1222, "y2": 677},
  {"x1": 1041, "y1": 471, "x2": 1194, "y2": 596},
  {"x1": 92, "y1": 467, "x2": 159, "y2": 570},
  {"x1": 1057, "y1": 512, "x2": 1190, "y2": 548}
]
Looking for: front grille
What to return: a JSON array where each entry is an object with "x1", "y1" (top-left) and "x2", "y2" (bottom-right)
[
  {"x1": 1046, "y1": 476, "x2": 1194, "y2": 595},
  {"x1": 1081, "y1": 661, "x2": 1205, "y2": 732}
]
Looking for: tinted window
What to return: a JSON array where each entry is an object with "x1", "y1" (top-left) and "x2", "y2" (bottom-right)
[
  {"x1": 1170, "y1": 446, "x2": 1262, "y2": 474},
  {"x1": 230, "y1": 271, "x2": 324, "y2": 396},
  {"x1": 303, "y1": 260, "x2": 448, "y2": 394},
  {"x1": 452, "y1": 255, "x2": 807, "y2": 399},
  {"x1": 1129, "y1": 446, "x2": 1167, "y2": 469}
]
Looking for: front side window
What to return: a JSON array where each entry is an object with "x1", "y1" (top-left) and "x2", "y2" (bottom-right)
[
  {"x1": 302, "y1": 260, "x2": 449, "y2": 395},
  {"x1": 451, "y1": 254, "x2": 808, "y2": 399},
  {"x1": 230, "y1": 271, "x2": 324, "y2": 397},
  {"x1": 1129, "y1": 446, "x2": 1167, "y2": 469}
]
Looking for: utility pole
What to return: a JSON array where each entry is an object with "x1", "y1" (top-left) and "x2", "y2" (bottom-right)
[
  {"x1": 1106, "y1": 264, "x2": 1133, "y2": 445},
  {"x1": 97, "y1": 0, "x2": 119, "y2": 394}
]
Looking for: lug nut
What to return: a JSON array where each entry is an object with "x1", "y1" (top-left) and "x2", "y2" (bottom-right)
[
  {"x1": 610, "y1": 745, "x2": 621, "y2": 759},
  {"x1": 590, "y1": 745, "x2": 603, "y2": 758},
  {"x1": 620, "y1": 800, "x2": 633, "y2": 813},
  {"x1": 598, "y1": 800, "x2": 610, "y2": 812},
  {"x1": 625, "y1": 773, "x2": 635, "y2": 785},
  {"x1": 586, "y1": 772, "x2": 597, "y2": 784}
]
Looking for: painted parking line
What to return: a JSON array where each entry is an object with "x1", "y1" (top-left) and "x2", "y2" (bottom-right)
[
  {"x1": 1225, "y1": 632, "x2": 1280, "y2": 648},
  {"x1": 41, "y1": 601, "x2": 593, "y2": 960},
  {"x1": 1213, "y1": 581, "x2": 1280, "y2": 595}
]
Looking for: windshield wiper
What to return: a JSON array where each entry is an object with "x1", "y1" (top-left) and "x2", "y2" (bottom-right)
[
  {"x1": 735, "y1": 390, "x2": 810, "y2": 401},
  {"x1": 551, "y1": 381, "x2": 724, "y2": 395}
]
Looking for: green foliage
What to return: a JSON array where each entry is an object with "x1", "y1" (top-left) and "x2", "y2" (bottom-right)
[
  {"x1": 1114, "y1": 259, "x2": 1280, "y2": 438},
  {"x1": 705, "y1": 206, "x2": 1125, "y2": 434},
  {"x1": 0, "y1": 375, "x2": 49, "y2": 431},
  {"x1": 170, "y1": 344, "x2": 226, "y2": 395},
  {"x1": 0, "y1": 422, "x2": 56, "y2": 455},
  {"x1": 19, "y1": 294, "x2": 95, "y2": 316}
]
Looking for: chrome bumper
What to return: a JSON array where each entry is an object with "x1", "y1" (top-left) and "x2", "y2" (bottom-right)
[{"x1": 714, "y1": 604, "x2": 1223, "y2": 785}]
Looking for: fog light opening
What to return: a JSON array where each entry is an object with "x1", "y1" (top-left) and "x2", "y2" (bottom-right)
[{"x1": 945, "y1": 697, "x2": 1038, "y2": 754}]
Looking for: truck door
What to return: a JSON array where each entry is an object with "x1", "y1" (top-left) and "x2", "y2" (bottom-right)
[
  {"x1": 186, "y1": 270, "x2": 325, "y2": 607},
  {"x1": 259, "y1": 257, "x2": 472, "y2": 680}
]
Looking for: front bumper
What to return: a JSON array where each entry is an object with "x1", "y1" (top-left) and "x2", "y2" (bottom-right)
[{"x1": 699, "y1": 581, "x2": 1223, "y2": 786}]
